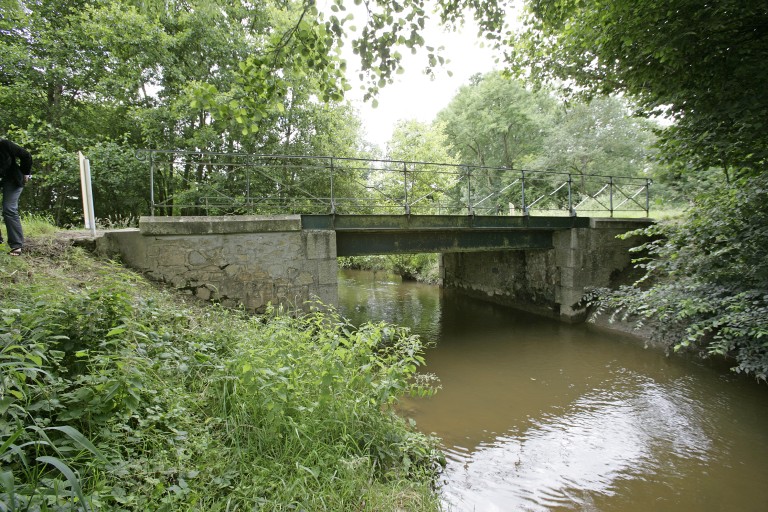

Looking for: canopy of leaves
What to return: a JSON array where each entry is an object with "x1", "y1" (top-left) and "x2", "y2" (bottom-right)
[
  {"x1": 437, "y1": 72, "x2": 556, "y2": 169},
  {"x1": 0, "y1": 0, "x2": 367, "y2": 225},
  {"x1": 535, "y1": 96, "x2": 658, "y2": 178},
  {"x1": 509, "y1": 0, "x2": 768, "y2": 175}
]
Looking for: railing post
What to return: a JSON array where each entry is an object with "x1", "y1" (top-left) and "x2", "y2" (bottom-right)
[
  {"x1": 149, "y1": 151, "x2": 155, "y2": 216},
  {"x1": 568, "y1": 173, "x2": 575, "y2": 216},
  {"x1": 645, "y1": 178, "x2": 651, "y2": 217},
  {"x1": 403, "y1": 162, "x2": 410, "y2": 215},
  {"x1": 610, "y1": 176, "x2": 614, "y2": 217},
  {"x1": 246, "y1": 158, "x2": 251, "y2": 213},
  {"x1": 521, "y1": 170, "x2": 528, "y2": 216},
  {"x1": 330, "y1": 158, "x2": 336, "y2": 214},
  {"x1": 466, "y1": 167, "x2": 473, "y2": 215}
]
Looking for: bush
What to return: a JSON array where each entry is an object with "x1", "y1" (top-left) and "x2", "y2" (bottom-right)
[
  {"x1": 1, "y1": 238, "x2": 443, "y2": 510},
  {"x1": 591, "y1": 173, "x2": 768, "y2": 379}
]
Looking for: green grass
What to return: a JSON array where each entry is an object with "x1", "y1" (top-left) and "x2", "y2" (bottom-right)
[
  {"x1": 526, "y1": 206, "x2": 687, "y2": 220},
  {"x1": 0, "y1": 219, "x2": 444, "y2": 511},
  {"x1": 20, "y1": 213, "x2": 59, "y2": 237}
]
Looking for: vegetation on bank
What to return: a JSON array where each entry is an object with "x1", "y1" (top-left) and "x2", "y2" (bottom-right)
[
  {"x1": 339, "y1": 254, "x2": 441, "y2": 285},
  {"x1": 589, "y1": 174, "x2": 768, "y2": 380},
  {"x1": 0, "y1": 221, "x2": 443, "y2": 511}
]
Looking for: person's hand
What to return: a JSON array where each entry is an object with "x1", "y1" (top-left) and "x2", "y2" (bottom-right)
[{"x1": 23, "y1": 175, "x2": 31, "y2": 183}]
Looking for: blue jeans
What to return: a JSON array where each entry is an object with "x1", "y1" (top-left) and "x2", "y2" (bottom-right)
[{"x1": 2, "y1": 178, "x2": 24, "y2": 249}]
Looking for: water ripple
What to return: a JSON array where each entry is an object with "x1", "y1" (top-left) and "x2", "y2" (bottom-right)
[{"x1": 440, "y1": 375, "x2": 712, "y2": 511}]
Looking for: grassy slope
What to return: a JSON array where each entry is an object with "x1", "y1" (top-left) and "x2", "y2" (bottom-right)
[{"x1": 0, "y1": 224, "x2": 443, "y2": 511}]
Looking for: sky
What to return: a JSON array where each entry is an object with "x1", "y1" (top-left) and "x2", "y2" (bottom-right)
[
  {"x1": 329, "y1": 4, "x2": 519, "y2": 150},
  {"x1": 348, "y1": 26, "x2": 498, "y2": 149}
]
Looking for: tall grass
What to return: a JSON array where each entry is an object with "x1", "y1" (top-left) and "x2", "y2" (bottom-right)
[
  {"x1": 0, "y1": 221, "x2": 443, "y2": 510},
  {"x1": 20, "y1": 213, "x2": 58, "y2": 237}
]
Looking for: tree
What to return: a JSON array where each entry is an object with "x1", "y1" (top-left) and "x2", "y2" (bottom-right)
[
  {"x1": 510, "y1": 0, "x2": 768, "y2": 177},
  {"x1": 437, "y1": 72, "x2": 555, "y2": 169},
  {"x1": 436, "y1": 72, "x2": 562, "y2": 214},
  {"x1": 534, "y1": 95, "x2": 657, "y2": 179},
  {"x1": 375, "y1": 120, "x2": 459, "y2": 214}
]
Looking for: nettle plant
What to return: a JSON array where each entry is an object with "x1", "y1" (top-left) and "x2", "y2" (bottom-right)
[{"x1": 1, "y1": 305, "x2": 106, "y2": 511}]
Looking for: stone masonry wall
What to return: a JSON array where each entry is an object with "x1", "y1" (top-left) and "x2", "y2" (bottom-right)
[
  {"x1": 96, "y1": 216, "x2": 338, "y2": 313},
  {"x1": 441, "y1": 249, "x2": 560, "y2": 316},
  {"x1": 442, "y1": 218, "x2": 651, "y2": 321}
]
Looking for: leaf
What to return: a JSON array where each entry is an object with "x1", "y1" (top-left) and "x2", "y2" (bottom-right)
[
  {"x1": 36, "y1": 456, "x2": 90, "y2": 512},
  {"x1": 45, "y1": 425, "x2": 107, "y2": 462},
  {"x1": 0, "y1": 397, "x2": 15, "y2": 415},
  {"x1": 103, "y1": 327, "x2": 126, "y2": 340},
  {"x1": 0, "y1": 469, "x2": 14, "y2": 494},
  {"x1": 0, "y1": 427, "x2": 24, "y2": 458}
]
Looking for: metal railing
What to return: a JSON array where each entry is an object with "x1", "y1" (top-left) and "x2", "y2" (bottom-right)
[{"x1": 138, "y1": 150, "x2": 652, "y2": 217}]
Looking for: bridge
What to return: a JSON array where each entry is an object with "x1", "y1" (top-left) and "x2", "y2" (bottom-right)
[{"x1": 96, "y1": 152, "x2": 653, "y2": 322}]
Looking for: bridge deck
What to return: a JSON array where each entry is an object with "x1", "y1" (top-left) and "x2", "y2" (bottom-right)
[
  {"x1": 138, "y1": 214, "x2": 651, "y2": 256},
  {"x1": 302, "y1": 214, "x2": 592, "y2": 255}
]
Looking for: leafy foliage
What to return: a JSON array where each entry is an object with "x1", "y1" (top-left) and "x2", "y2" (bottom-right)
[
  {"x1": 591, "y1": 173, "x2": 768, "y2": 379},
  {"x1": 510, "y1": 0, "x2": 768, "y2": 176},
  {"x1": 533, "y1": 96, "x2": 657, "y2": 178},
  {"x1": 340, "y1": 253, "x2": 442, "y2": 284},
  {"x1": 1, "y1": 0, "x2": 369, "y2": 225},
  {"x1": 0, "y1": 234, "x2": 442, "y2": 509},
  {"x1": 437, "y1": 72, "x2": 555, "y2": 169}
]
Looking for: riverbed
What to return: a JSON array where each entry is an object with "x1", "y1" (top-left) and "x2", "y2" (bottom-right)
[{"x1": 338, "y1": 269, "x2": 768, "y2": 512}]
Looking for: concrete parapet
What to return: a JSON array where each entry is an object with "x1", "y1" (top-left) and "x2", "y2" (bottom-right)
[
  {"x1": 96, "y1": 216, "x2": 338, "y2": 313},
  {"x1": 140, "y1": 215, "x2": 303, "y2": 235}
]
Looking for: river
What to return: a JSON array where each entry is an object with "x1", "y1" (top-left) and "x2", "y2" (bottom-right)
[{"x1": 337, "y1": 269, "x2": 768, "y2": 512}]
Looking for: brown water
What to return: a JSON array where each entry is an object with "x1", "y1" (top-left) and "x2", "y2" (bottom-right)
[{"x1": 338, "y1": 269, "x2": 768, "y2": 512}]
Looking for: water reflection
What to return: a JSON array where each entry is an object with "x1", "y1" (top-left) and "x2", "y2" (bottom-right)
[
  {"x1": 337, "y1": 269, "x2": 768, "y2": 512},
  {"x1": 440, "y1": 377, "x2": 712, "y2": 511}
]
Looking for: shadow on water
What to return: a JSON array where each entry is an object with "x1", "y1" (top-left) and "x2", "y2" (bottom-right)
[{"x1": 337, "y1": 269, "x2": 768, "y2": 512}]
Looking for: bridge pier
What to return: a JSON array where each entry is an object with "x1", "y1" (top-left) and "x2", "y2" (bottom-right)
[
  {"x1": 97, "y1": 216, "x2": 338, "y2": 313},
  {"x1": 440, "y1": 218, "x2": 649, "y2": 322}
]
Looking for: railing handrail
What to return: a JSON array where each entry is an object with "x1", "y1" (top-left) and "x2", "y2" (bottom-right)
[{"x1": 140, "y1": 150, "x2": 652, "y2": 217}]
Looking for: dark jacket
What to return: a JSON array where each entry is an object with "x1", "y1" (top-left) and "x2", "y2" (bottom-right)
[{"x1": 0, "y1": 139, "x2": 33, "y2": 187}]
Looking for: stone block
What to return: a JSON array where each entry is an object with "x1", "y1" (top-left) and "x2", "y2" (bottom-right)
[
  {"x1": 318, "y1": 260, "x2": 339, "y2": 286},
  {"x1": 196, "y1": 286, "x2": 212, "y2": 301},
  {"x1": 304, "y1": 230, "x2": 337, "y2": 260},
  {"x1": 188, "y1": 250, "x2": 210, "y2": 266},
  {"x1": 295, "y1": 271, "x2": 316, "y2": 287}
]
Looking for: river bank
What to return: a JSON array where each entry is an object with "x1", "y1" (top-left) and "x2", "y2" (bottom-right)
[{"x1": 0, "y1": 230, "x2": 443, "y2": 511}]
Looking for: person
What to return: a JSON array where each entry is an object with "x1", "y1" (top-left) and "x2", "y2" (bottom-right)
[{"x1": 0, "y1": 138, "x2": 33, "y2": 256}]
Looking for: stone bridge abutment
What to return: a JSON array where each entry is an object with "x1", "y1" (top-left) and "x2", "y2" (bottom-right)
[
  {"x1": 440, "y1": 218, "x2": 649, "y2": 322},
  {"x1": 97, "y1": 216, "x2": 338, "y2": 312}
]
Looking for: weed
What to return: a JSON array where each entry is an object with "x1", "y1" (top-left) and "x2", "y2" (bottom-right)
[{"x1": 0, "y1": 221, "x2": 443, "y2": 510}]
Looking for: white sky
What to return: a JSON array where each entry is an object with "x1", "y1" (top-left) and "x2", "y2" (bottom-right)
[
  {"x1": 327, "y1": 3, "x2": 521, "y2": 150},
  {"x1": 347, "y1": 26, "x2": 499, "y2": 149}
]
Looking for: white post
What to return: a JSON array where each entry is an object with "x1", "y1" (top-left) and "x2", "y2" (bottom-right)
[{"x1": 78, "y1": 152, "x2": 96, "y2": 236}]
